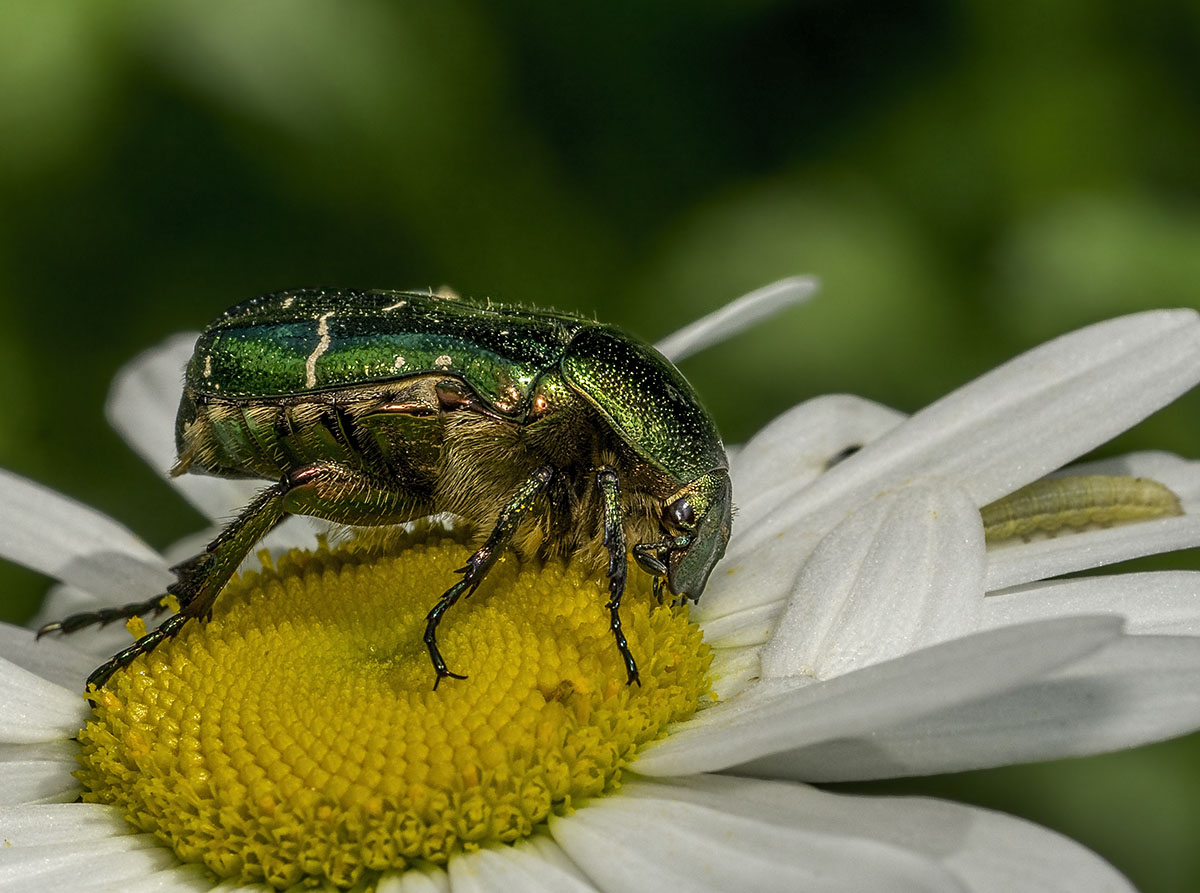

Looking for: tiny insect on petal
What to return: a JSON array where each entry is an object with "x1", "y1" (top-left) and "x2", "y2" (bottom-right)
[{"x1": 981, "y1": 475, "x2": 1183, "y2": 542}]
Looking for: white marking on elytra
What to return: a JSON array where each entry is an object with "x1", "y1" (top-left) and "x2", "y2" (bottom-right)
[
  {"x1": 305, "y1": 311, "x2": 334, "y2": 388},
  {"x1": 383, "y1": 300, "x2": 408, "y2": 312},
  {"x1": 435, "y1": 354, "x2": 453, "y2": 367},
  {"x1": 282, "y1": 296, "x2": 295, "y2": 309},
  {"x1": 203, "y1": 355, "x2": 212, "y2": 378},
  {"x1": 393, "y1": 355, "x2": 407, "y2": 369}
]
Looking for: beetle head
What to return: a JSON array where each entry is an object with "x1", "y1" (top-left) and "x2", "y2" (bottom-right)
[{"x1": 634, "y1": 469, "x2": 732, "y2": 601}]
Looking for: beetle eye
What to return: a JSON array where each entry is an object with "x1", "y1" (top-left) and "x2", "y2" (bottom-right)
[{"x1": 665, "y1": 498, "x2": 695, "y2": 531}]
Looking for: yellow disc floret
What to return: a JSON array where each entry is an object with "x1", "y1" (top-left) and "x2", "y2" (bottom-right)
[{"x1": 76, "y1": 531, "x2": 711, "y2": 890}]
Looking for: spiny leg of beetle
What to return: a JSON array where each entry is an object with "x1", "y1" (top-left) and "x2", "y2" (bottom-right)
[
  {"x1": 83, "y1": 481, "x2": 290, "y2": 693},
  {"x1": 37, "y1": 592, "x2": 174, "y2": 639},
  {"x1": 425, "y1": 465, "x2": 555, "y2": 689},
  {"x1": 598, "y1": 467, "x2": 639, "y2": 686},
  {"x1": 84, "y1": 612, "x2": 191, "y2": 696},
  {"x1": 38, "y1": 547, "x2": 231, "y2": 644}
]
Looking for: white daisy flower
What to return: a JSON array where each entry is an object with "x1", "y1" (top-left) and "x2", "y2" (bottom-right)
[{"x1": 3, "y1": 280, "x2": 1200, "y2": 892}]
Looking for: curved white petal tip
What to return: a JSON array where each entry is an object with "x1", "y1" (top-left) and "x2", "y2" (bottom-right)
[{"x1": 655, "y1": 276, "x2": 819, "y2": 363}]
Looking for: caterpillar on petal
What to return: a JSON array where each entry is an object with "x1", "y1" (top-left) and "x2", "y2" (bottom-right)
[{"x1": 981, "y1": 475, "x2": 1183, "y2": 542}]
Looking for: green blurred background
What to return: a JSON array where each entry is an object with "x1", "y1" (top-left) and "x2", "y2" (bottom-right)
[{"x1": 1, "y1": 1, "x2": 1199, "y2": 888}]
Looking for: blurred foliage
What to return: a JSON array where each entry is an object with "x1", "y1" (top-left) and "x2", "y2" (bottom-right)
[{"x1": 1, "y1": 1, "x2": 1198, "y2": 889}]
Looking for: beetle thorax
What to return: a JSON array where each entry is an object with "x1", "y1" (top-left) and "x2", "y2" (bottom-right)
[{"x1": 434, "y1": 394, "x2": 673, "y2": 571}]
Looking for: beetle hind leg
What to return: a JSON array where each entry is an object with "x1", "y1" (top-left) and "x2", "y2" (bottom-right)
[
  {"x1": 83, "y1": 611, "x2": 191, "y2": 691},
  {"x1": 76, "y1": 480, "x2": 291, "y2": 693},
  {"x1": 37, "y1": 541, "x2": 233, "y2": 641},
  {"x1": 37, "y1": 592, "x2": 174, "y2": 639}
]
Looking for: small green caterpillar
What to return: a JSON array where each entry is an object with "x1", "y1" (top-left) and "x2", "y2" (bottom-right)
[{"x1": 981, "y1": 475, "x2": 1183, "y2": 543}]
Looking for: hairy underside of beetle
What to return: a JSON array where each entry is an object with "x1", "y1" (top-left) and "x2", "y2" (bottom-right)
[{"x1": 176, "y1": 380, "x2": 675, "y2": 577}]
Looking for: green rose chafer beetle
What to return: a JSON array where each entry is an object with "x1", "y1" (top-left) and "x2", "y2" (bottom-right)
[{"x1": 41, "y1": 288, "x2": 733, "y2": 690}]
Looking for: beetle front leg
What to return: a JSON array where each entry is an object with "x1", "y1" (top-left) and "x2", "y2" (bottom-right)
[
  {"x1": 597, "y1": 467, "x2": 639, "y2": 686},
  {"x1": 424, "y1": 465, "x2": 555, "y2": 688},
  {"x1": 632, "y1": 540, "x2": 670, "y2": 605}
]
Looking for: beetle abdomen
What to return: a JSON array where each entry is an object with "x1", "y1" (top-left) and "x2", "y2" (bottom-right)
[
  {"x1": 981, "y1": 475, "x2": 1183, "y2": 542},
  {"x1": 175, "y1": 387, "x2": 445, "y2": 484},
  {"x1": 177, "y1": 396, "x2": 351, "y2": 479}
]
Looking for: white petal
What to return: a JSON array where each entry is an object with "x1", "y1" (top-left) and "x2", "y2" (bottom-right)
[
  {"x1": 0, "y1": 622, "x2": 99, "y2": 690},
  {"x1": 29, "y1": 583, "x2": 97, "y2": 623},
  {"x1": 160, "y1": 515, "x2": 326, "y2": 571},
  {"x1": 723, "y1": 395, "x2": 911, "y2": 602},
  {"x1": 551, "y1": 777, "x2": 959, "y2": 892},
  {"x1": 703, "y1": 520, "x2": 824, "y2": 625},
  {"x1": 105, "y1": 333, "x2": 196, "y2": 476},
  {"x1": 729, "y1": 394, "x2": 905, "y2": 518},
  {"x1": 447, "y1": 835, "x2": 594, "y2": 892},
  {"x1": 106, "y1": 332, "x2": 261, "y2": 523},
  {"x1": 985, "y1": 513, "x2": 1200, "y2": 591},
  {"x1": 0, "y1": 802, "x2": 130, "y2": 843},
  {"x1": 0, "y1": 804, "x2": 188, "y2": 891},
  {"x1": 706, "y1": 644, "x2": 761, "y2": 702},
  {"x1": 726, "y1": 311, "x2": 1200, "y2": 608},
  {"x1": 378, "y1": 865, "x2": 450, "y2": 893},
  {"x1": 255, "y1": 515, "x2": 333, "y2": 556},
  {"x1": 983, "y1": 571, "x2": 1200, "y2": 635},
  {"x1": 0, "y1": 656, "x2": 88, "y2": 743},
  {"x1": 635, "y1": 616, "x2": 1121, "y2": 777},
  {"x1": 1051, "y1": 449, "x2": 1200, "y2": 500},
  {"x1": 0, "y1": 756, "x2": 78, "y2": 805},
  {"x1": 863, "y1": 309, "x2": 1200, "y2": 506},
  {"x1": 917, "y1": 633, "x2": 1200, "y2": 770},
  {"x1": 0, "y1": 470, "x2": 172, "y2": 601},
  {"x1": 0, "y1": 840, "x2": 177, "y2": 890},
  {"x1": 699, "y1": 601, "x2": 778, "y2": 649},
  {"x1": 654, "y1": 276, "x2": 818, "y2": 363},
  {"x1": 175, "y1": 476, "x2": 262, "y2": 530},
  {"x1": 761, "y1": 482, "x2": 984, "y2": 679},
  {"x1": 112, "y1": 863, "x2": 217, "y2": 893},
  {"x1": 979, "y1": 451, "x2": 1200, "y2": 590},
  {"x1": 28, "y1": 588, "x2": 139, "y2": 660},
  {"x1": 28, "y1": 584, "x2": 98, "y2": 630},
  {"x1": 554, "y1": 775, "x2": 1131, "y2": 892},
  {"x1": 745, "y1": 634, "x2": 1200, "y2": 781}
]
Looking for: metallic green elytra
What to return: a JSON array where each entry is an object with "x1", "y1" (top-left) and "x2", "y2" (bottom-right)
[{"x1": 41, "y1": 288, "x2": 733, "y2": 691}]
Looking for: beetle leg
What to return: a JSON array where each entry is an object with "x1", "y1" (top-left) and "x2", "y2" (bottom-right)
[
  {"x1": 80, "y1": 480, "x2": 291, "y2": 693},
  {"x1": 71, "y1": 461, "x2": 431, "y2": 693},
  {"x1": 597, "y1": 467, "x2": 639, "y2": 686},
  {"x1": 36, "y1": 593, "x2": 174, "y2": 638},
  {"x1": 424, "y1": 465, "x2": 554, "y2": 688}
]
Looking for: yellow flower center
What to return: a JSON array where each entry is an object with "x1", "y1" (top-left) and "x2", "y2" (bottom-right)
[{"x1": 75, "y1": 531, "x2": 711, "y2": 890}]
